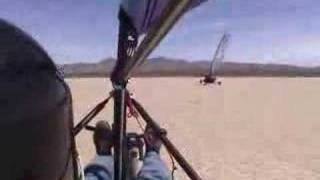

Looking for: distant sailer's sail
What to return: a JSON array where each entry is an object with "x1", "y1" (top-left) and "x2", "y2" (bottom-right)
[
  {"x1": 121, "y1": 0, "x2": 207, "y2": 35},
  {"x1": 209, "y1": 33, "x2": 231, "y2": 77}
]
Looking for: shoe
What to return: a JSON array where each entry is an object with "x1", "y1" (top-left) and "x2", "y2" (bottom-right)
[{"x1": 93, "y1": 121, "x2": 113, "y2": 155}]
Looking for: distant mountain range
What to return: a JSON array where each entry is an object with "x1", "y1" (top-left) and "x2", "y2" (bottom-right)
[{"x1": 61, "y1": 57, "x2": 320, "y2": 77}]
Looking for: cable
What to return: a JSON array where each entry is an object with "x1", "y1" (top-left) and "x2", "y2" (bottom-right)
[{"x1": 168, "y1": 148, "x2": 178, "y2": 180}]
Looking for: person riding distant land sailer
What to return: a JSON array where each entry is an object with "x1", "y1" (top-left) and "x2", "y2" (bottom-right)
[
  {"x1": 202, "y1": 75, "x2": 216, "y2": 84},
  {"x1": 200, "y1": 75, "x2": 221, "y2": 85}
]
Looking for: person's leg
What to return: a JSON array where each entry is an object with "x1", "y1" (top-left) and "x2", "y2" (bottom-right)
[
  {"x1": 138, "y1": 151, "x2": 171, "y2": 180},
  {"x1": 85, "y1": 155, "x2": 113, "y2": 180},
  {"x1": 137, "y1": 127, "x2": 171, "y2": 180},
  {"x1": 85, "y1": 121, "x2": 114, "y2": 180}
]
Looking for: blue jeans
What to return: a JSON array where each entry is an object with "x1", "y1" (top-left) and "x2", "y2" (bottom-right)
[{"x1": 85, "y1": 152, "x2": 171, "y2": 180}]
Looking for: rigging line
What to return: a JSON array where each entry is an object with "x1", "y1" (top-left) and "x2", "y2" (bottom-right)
[
  {"x1": 168, "y1": 151, "x2": 178, "y2": 180},
  {"x1": 131, "y1": 114, "x2": 146, "y2": 133},
  {"x1": 126, "y1": 99, "x2": 145, "y2": 133}
]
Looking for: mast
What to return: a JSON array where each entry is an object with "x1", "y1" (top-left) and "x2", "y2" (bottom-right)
[{"x1": 112, "y1": 0, "x2": 197, "y2": 179}]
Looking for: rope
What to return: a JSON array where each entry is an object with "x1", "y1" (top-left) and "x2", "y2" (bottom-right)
[
  {"x1": 168, "y1": 151, "x2": 178, "y2": 180},
  {"x1": 125, "y1": 92, "x2": 139, "y2": 119},
  {"x1": 126, "y1": 94, "x2": 145, "y2": 133}
]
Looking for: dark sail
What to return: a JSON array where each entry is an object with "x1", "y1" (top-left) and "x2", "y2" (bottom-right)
[{"x1": 121, "y1": 0, "x2": 207, "y2": 35}]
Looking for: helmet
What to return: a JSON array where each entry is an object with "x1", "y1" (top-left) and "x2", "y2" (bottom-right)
[{"x1": 0, "y1": 19, "x2": 78, "y2": 179}]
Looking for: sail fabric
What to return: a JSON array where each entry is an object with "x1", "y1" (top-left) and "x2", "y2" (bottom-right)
[
  {"x1": 121, "y1": 0, "x2": 207, "y2": 35},
  {"x1": 210, "y1": 33, "x2": 231, "y2": 75}
]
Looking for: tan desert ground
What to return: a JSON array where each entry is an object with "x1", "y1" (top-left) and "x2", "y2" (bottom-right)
[{"x1": 67, "y1": 77, "x2": 320, "y2": 180}]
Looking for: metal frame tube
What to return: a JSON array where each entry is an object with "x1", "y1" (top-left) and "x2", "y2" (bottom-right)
[
  {"x1": 113, "y1": 88, "x2": 127, "y2": 180},
  {"x1": 131, "y1": 99, "x2": 202, "y2": 180},
  {"x1": 113, "y1": 8, "x2": 132, "y2": 179}
]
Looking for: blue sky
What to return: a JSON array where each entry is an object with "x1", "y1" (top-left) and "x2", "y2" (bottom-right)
[{"x1": 0, "y1": 0, "x2": 319, "y2": 66}]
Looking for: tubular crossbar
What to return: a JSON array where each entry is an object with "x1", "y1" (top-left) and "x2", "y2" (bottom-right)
[{"x1": 119, "y1": 0, "x2": 192, "y2": 82}]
